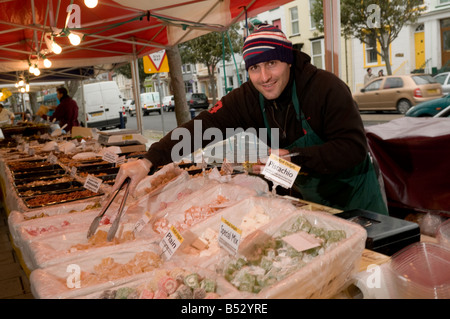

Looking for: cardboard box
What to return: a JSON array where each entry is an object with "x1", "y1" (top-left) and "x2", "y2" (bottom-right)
[{"x1": 71, "y1": 126, "x2": 93, "y2": 138}]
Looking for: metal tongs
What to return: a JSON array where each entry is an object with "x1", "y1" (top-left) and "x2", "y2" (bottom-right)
[{"x1": 87, "y1": 177, "x2": 131, "y2": 241}]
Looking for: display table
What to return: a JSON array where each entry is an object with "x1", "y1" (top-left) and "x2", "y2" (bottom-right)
[{"x1": 0, "y1": 139, "x2": 398, "y2": 299}]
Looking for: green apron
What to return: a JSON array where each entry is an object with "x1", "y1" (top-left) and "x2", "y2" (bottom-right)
[{"x1": 259, "y1": 82, "x2": 388, "y2": 215}]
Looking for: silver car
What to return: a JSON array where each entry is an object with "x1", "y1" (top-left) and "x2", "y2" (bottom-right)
[{"x1": 434, "y1": 72, "x2": 450, "y2": 96}]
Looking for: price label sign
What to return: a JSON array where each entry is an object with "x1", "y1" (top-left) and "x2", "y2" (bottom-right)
[
  {"x1": 47, "y1": 152, "x2": 58, "y2": 164},
  {"x1": 133, "y1": 211, "x2": 152, "y2": 236},
  {"x1": 218, "y1": 217, "x2": 242, "y2": 256},
  {"x1": 116, "y1": 155, "x2": 126, "y2": 167},
  {"x1": 83, "y1": 174, "x2": 103, "y2": 193},
  {"x1": 102, "y1": 151, "x2": 118, "y2": 164},
  {"x1": 261, "y1": 153, "x2": 300, "y2": 189},
  {"x1": 122, "y1": 135, "x2": 133, "y2": 140},
  {"x1": 70, "y1": 166, "x2": 77, "y2": 178},
  {"x1": 159, "y1": 226, "x2": 183, "y2": 260}
]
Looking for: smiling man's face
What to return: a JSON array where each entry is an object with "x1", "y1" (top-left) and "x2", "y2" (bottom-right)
[{"x1": 248, "y1": 60, "x2": 291, "y2": 100}]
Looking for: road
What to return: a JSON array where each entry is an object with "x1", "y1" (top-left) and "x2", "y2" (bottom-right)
[{"x1": 124, "y1": 110, "x2": 404, "y2": 134}]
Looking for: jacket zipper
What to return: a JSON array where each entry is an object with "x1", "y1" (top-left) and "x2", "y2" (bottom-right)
[{"x1": 268, "y1": 101, "x2": 291, "y2": 140}]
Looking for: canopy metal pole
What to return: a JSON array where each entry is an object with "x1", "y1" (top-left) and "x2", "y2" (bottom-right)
[
  {"x1": 81, "y1": 80, "x2": 87, "y2": 127},
  {"x1": 131, "y1": 42, "x2": 143, "y2": 134},
  {"x1": 156, "y1": 73, "x2": 166, "y2": 136}
]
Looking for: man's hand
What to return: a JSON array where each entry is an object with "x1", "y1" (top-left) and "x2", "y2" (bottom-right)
[
  {"x1": 252, "y1": 148, "x2": 291, "y2": 174},
  {"x1": 112, "y1": 158, "x2": 152, "y2": 197}
]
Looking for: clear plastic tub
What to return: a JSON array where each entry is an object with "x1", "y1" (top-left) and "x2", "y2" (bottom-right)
[
  {"x1": 388, "y1": 242, "x2": 450, "y2": 299},
  {"x1": 436, "y1": 218, "x2": 450, "y2": 249}
]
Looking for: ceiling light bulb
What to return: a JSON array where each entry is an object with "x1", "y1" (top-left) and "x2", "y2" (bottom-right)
[
  {"x1": 44, "y1": 58, "x2": 52, "y2": 68},
  {"x1": 29, "y1": 64, "x2": 35, "y2": 73},
  {"x1": 45, "y1": 33, "x2": 62, "y2": 54},
  {"x1": 25, "y1": 84, "x2": 30, "y2": 92},
  {"x1": 20, "y1": 87, "x2": 25, "y2": 93},
  {"x1": 18, "y1": 80, "x2": 24, "y2": 86},
  {"x1": 33, "y1": 68, "x2": 41, "y2": 76},
  {"x1": 84, "y1": 0, "x2": 98, "y2": 8},
  {"x1": 52, "y1": 41, "x2": 62, "y2": 54},
  {"x1": 15, "y1": 83, "x2": 19, "y2": 88},
  {"x1": 68, "y1": 32, "x2": 82, "y2": 46}
]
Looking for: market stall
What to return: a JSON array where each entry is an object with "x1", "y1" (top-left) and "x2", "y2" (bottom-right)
[
  {"x1": 2, "y1": 123, "x2": 447, "y2": 300},
  {"x1": 0, "y1": 123, "x2": 376, "y2": 299}
]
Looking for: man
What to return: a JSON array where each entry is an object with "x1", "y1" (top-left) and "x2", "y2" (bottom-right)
[
  {"x1": 41, "y1": 87, "x2": 79, "y2": 132},
  {"x1": 113, "y1": 24, "x2": 388, "y2": 215},
  {"x1": 0, "y1": 103, "x2": 15, "y2": 125},
  {"x1": 364, "y1": 67, "x2": 376, "y2": 85}
]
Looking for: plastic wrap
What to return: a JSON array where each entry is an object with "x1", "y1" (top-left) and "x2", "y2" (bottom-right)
[
  {"x1": 14, "y1": 202, "x2": 148, "y2": 270},
  {"x1": 30, "y1": 244, "x2": 163, "y2": 299},
  {"x1": 143, "y1": 182, "x2": 258, "y2": 237},
  {"x1": 133, "y1": 163, "x2": 188, "y2": 200},
  {"x1": 78, "y1": 264, "x2": 236, "y2": 299},
  {"x1": 175, "y1": 196, "x2": 299, "y2": 268},
  {"x1": 214, "y1": 209, "x2": 367, "y2": 299},
  {"x1": 8, "y1": 200, "x2": 103, "y2": 243}
]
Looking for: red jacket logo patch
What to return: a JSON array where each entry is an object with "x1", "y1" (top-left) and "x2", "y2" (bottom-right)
[{"x1": 209, "y1": 101, "x2": 223, "y2": 114}]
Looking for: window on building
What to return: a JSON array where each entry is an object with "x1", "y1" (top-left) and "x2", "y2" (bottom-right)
[
  {"x1": 309, "y1": 0, "x2": 318, "y2": 30},
  {"x1": 290, "y1": 7, "x2": 299, "y2": 35},
  {"x1": 365, "y1": 34, "x2": 378, "y2": 64},
  {"x1": 311, "y1": 39, "x2": 324, "y2": 69},
  {"x1": 439, "y1": 0, "x2": 450, "y2": 4},
  {"x1": 185, "y1": 81, "x2": 193, "y2": 93},
  {"x1": 182, "y1": 64, "x2": 192, "y2": 74},
  {"x1": 272, "y1": 19, "x2": 281, "y2": 30},
  {"x1": 228, "y1": 76, "x2": 234, "y2": 88}
]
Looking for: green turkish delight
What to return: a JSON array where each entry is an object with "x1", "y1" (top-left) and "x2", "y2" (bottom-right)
[
  {"x1": 115, "y1": 287, "x2": 135, "y2": 299},
  {"x1": 183, "y1": 273, "x2": 200, "y2": 289},
  {"x1": 200, "y1": 278, "x2": 216, "y2": 293},
  {"x1": 222, "y1": 214, "x2": 347, "y2": 293}
]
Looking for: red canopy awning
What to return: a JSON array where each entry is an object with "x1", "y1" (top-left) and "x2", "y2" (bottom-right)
[{"x1": 0, "y1": 0, "x2": 291, "y2": 76}]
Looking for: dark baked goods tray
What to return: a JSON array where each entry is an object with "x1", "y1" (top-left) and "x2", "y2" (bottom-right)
[
  {"x1": 13, "y1": 168, "x2": 66, "y2": 180},
  {"x1": 77, "y1": 167, "x2": 119, "y2": 177},
  {"x1": 13, "y1": 175, "x2": 69, "y2": 187},
  {"x1": 74, "y1": 162, "x2": 115, "y2": 172},
  {"x1": 16, "y1": 181, "x2": 84, "y2": 197},
  {"x1": 23, "y1": 189, "x2": 104, "y2": 209}
]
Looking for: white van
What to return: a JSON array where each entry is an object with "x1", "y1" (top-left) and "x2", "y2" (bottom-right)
[
  {"x1": 140, "y1": 92, "x2": 161, "y2": 115},
  {"x1": 73, "y1": 81, "x2": 127, "y2": 130}
]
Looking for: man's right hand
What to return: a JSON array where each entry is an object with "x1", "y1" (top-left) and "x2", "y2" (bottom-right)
[{"x1": 112, "y1": 158, "x2": 152, "y2": 197}]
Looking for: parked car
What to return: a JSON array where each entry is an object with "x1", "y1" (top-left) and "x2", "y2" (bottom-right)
[
  {"x1": 405, "y1": 94, "x2": 450, "y2": 117},
  {"x1": 186, "y1": 92, "x2": 209, "y2": 109},
  {"x1": 162, "y1": 95, "x2": 174, "y2": 112},
  {"x1": 124, "y1": 99, "x2": 134, "y2": 112},
  {"x1": 353, "y1": 74, "x2": 443, "y2": 114},
  {"x1": 433, "y1": 72, "x2": 450, "y2": 96}
]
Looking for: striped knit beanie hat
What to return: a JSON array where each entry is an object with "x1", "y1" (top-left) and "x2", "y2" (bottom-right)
[{"x1": 243, "y1": 24, "x2": 293, "y2": 70}]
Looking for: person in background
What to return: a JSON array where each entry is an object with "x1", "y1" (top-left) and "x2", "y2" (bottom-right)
[
  {"x1": 40, "y1": 87, "x2": 79, "y2": 132},
  {"x1": 364, "y1": 68, "x2": 376, "y2": 85},
  {"x1": 378, "y1": 69, "x2": 384, "y2": 77},
  {"x1": 113, "y1": 24, "x2": 388, "y2": 215},
  {"x1": 0, "y1": 103, "x2": 15, "y2": 125}
]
